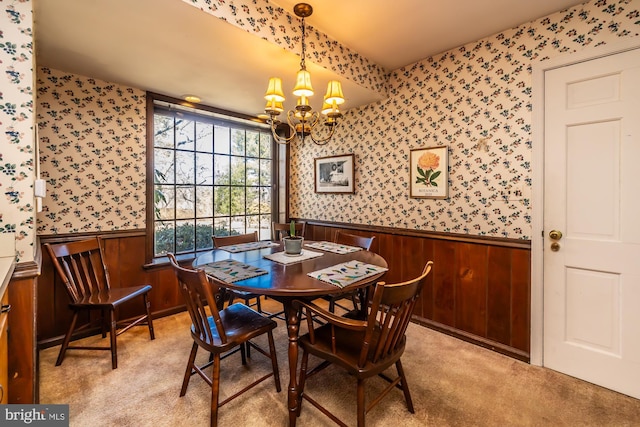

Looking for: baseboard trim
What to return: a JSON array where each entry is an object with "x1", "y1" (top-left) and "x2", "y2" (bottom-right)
[{"x1": 412, "y1": 316, "x2": 530, "y2": 363}]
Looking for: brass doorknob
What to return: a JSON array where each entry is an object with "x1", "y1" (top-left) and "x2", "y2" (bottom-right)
[
  {"x1": 549, "y1": 230, "x2": 563, "y2": 240},
  {"x1": 550, "y1": 242, "x2": 560, "y2": 252}
]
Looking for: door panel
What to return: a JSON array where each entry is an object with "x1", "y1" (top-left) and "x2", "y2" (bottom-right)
[
  {"x1": 544, "y1": 48, "x2": 640, "y2": 399},
  {"x1": 565, "y1": 267, "x2": 620, "y2": 355},
  {"x1": 566, "y1": 121, "x2": 619, "y2": 238}
]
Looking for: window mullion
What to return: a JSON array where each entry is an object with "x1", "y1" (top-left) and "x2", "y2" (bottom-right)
[
  {"x1": 173, "y1": 113, "x2": 178, "y2": 254},
  {"x1": 192, "y1": 122, "x2": 197, "y2": 252}
]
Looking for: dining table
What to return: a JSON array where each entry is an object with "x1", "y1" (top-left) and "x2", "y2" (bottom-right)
[{"x1": 193, "y1": 240, "x2": 388, "y2": 427}]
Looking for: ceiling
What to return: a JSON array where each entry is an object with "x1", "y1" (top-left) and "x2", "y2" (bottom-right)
[{"x1": 33, "y1": 0, "x2": 587, "y2": 117}]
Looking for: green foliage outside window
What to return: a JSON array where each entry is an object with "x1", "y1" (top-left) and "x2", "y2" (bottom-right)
[
  {"x1": 152, "y1": 105, "x2": 273, "y2": 257},
  {"x1": 154, "y1": 222, "x2": 238, "y2": 255}
]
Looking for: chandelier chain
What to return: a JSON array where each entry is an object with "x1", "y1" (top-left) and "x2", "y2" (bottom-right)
[{"x1": 300, "y1": 15, "x2": 306, "y2": 71}]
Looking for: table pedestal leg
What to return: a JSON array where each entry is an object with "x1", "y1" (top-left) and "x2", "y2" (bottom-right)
[{"x1": 283, "y1": 299, "x2": 300, "y2": 427}]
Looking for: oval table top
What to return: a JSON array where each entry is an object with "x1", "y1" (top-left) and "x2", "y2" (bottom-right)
[{"x1": 193, "y1": 241, "x2": 388, "y2": 298}]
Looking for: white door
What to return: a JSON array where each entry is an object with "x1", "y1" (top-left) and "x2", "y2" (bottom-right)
[{"x1": 543, "y1": 48, "x2": 640, "y2": 399}]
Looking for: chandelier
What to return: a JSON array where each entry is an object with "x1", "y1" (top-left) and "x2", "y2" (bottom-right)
[{"x1": 263, "y1": 3, "x2": 345, "y2": 145}]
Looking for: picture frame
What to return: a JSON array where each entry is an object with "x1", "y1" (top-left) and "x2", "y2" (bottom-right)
[
  {"x1": 410, "y1": 146, "x2": 448, "y2": 199},
  {"x1": 314, "y1": 153, "x2": 355, "y2": 194}
]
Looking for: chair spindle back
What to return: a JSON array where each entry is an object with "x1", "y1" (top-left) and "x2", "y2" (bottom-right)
[
  {"x1": 46, "y1": 238, "x2": 110, "y2": 304},
  {"x1": 359, "y1": 261, "x2": 433, "y2": 366},
  {"x1": 167, "y1": 254, "x2": 227, "y2": 346},
  {"x1": 272, "y1": 222, "x2": 306, "y2": 241},
  {"x1": 212, "y1": 231, "x2": 258, "y2": 248},
  {"x1": 334, "y1": 231, "x2": 375, "y2": 251}
]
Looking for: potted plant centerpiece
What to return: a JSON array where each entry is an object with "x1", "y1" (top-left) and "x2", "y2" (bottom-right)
[{"x1": 283, "y1": 220, "x2": 303, "y2": 255}]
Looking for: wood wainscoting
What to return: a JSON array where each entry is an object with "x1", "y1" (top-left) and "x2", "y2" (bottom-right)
[
  {"x1": 303, "y1": 220, "x2": 531, "y2": 361},
  {"x1": 38, "y1": 225, "x2": 531, "y2": 362},
  {"x1": 8, "y1": 253, "x2": 40, "y2": 403}
]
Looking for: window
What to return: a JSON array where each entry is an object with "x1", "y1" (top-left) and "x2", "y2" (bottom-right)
[{"x1": 149, "y1": 99, "x2": 275, "y2": 258}]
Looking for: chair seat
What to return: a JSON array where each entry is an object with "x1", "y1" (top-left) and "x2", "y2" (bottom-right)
[
  {"x1": 192, "y1": 303, "x2": 277, "y2": 350},
  {"x1": 229, "y1": 289, "x2": 263, "y2": 305},
  {"x1": 298, "y1": 323, "x2": 405, "y2": 379},
  {"x1": 231, "y1": 290, "x2": 259, "y2": 299},
  {"x1": 71, "y1": 284, "x2": 152, "y2": 308}
]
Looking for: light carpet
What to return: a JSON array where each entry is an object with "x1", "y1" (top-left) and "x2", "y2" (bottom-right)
[{"x1": 39, "y1": 300, "x2": 640, "y2": 426}]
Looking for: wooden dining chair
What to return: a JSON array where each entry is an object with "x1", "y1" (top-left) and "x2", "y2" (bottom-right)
[
  {"x1": 293, "y1": 260, "x2": 433, "y2": 427},
  {"x1": 167, "y1": 254, "x2": 281, "y2": 427},
  {"x1": 334, "y1": 231, "x2": 375, "y2": 252},
  {"x1": 324, "y1": 231, "x2": 376, "y2": 313},
  {"x1": 271, "y1": 221, "x2": 306, "y2": 241},
  {"x1": 212, "y1": 231, "x2": 259, "y2": 248},
  {"x1": 44, "y1": 237, "x2": 155, "y2": 369},
  {"x1": 212, "y1": 231, "x2": 264, "y2": 312}
]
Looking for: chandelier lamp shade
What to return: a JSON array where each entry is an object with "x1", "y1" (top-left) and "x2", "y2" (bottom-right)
[{"x1": 264, "y1": 3, "x2": 345, "y2": 145}]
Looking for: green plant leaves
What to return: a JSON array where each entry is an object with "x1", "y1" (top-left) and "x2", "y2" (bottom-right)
[{"x1": 415, "y1": 167, "x2": 440, "y2": 186}]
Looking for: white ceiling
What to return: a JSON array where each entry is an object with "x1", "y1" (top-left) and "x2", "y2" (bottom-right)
[{"x1": 33, "y1": 0, "x2": 587, "y2": 117}]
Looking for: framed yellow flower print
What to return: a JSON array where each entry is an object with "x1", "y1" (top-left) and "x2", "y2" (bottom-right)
[{"x1": 410, "y1": 146, "x2": 448, "y2": 199}]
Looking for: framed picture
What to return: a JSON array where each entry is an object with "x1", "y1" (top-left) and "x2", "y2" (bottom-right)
[
  {"x1": 314, "y1": 153, "x2": 355, "y2": 194},
  {"x1": 410, "y1": 146, "x2": 448, "y2": 199}
]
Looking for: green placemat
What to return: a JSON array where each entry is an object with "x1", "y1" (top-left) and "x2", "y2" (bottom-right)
[
  {"x1": 307, "y1": 260, "x2": 388, "y2": 288},
  {"x1": 202, "y1": 259, "x2": 268, "y2": 283}
]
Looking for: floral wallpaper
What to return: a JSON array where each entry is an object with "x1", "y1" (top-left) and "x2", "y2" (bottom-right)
[
  {"x1": 0, "y1": 0, "x2": 35, "y2": 263},
  {"x1": 288, "y1": 0, "x2": 640, "y2": 240},
  {"x1": 27, "y1": 0, "x2": 640, "y2": 241},
  {"x1": 183, "y1": 0, "x2": 388, "y2": 95},
  {"x1": 36, "y1": 68, "x2": 146, "y2": 234}
]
